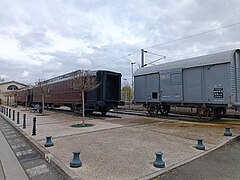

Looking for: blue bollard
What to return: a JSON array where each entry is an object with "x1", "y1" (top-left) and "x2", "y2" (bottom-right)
[
  {"x1": 195, "y1": 138, "x2": 205, "y2": 150},
  {"x1": 153, "y1": 151, "x2": 165, "y2": 168},
  {"x1": 224, "y1": 127, "x2": 232, "y2": 136},
  {"x1": 44, "y1": 136, "x2": 54, "y2": 147},
  {"x1": 70, "y1": 151, "x2": 82, "y2": 168}
]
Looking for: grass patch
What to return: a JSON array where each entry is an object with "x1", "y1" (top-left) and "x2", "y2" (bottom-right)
[{"x1": 71, "y1": 123, "x2": 94, "y2": 128}]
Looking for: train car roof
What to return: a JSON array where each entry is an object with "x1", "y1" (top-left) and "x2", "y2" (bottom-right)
[
  {"x1": 134, "y1": 49, "x2": 240, "y2": 76},
  {"x1": 41, "y1": 70, "x2": 98, "y2": 84},
  {"x1": 40, "y1": 70, "x2": 121, "y2": 85}
]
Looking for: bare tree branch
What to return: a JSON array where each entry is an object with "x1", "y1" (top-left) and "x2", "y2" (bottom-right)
[
  {"x1": 70, "y1": 70, "x2": 101, "y2": 124},
  {"x1": 34, "y1": 79, "x2": 50, "y2": 114}
]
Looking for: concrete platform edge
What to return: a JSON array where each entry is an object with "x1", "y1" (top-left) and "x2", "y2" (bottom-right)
[
  {"x1": 0, "y1": 114, "x2": 83, "y2": 180},
  {"x1": 136, "y1": 134, "x2": 240, "y2": 180},
  {"x1": 0, "y1": 160, "x2": 6, "y2": 180}
]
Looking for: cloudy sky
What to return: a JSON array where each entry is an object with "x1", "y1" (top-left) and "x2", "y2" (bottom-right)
[{"x1": 0, "y1": 0, "x2": 240, "y2": 85}]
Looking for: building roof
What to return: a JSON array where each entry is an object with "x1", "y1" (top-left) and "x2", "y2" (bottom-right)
[
  {"x1": 0, "y1": 81, "x2": 26, "y2": 87},
  {"x1": 134, "y1": 49, "x2": 240, "y2": 76}
]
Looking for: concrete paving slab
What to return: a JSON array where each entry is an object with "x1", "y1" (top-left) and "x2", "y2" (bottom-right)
[
  {"x1": 158, "y1": 138, "x2": 240, "y2": 180},
  {"x1": 136, "y1": 121, "x2": 239, "y2": 145},
  {"x1": 43, "y1": 126, "x2": 215, "y2": 180},
  {"x1": 0, "y1": 160, "x2": 5, "y2": 180},
  {"x1": 0, "y1": 130, "x2": 29, "y2": 180},
  {"x1": 20, "y1": 119, "x2": 124, "y2": 141}
]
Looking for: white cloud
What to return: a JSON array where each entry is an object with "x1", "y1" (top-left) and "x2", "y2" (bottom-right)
[
  {"x1": 77, "y1": 58, "x2": 92, "y2": 67},
  {"x1": 0, "y1": 35, "x2": 41, "y2": 65},
  {"x1": 0, "y1": 0, "x2": 240, "y2": 83},
  {"x1": 22, "y1": 70, "x2": 30, "y2": 78},
  {"x1": 0, "y1": 75, "x2": 9, "y2": 80}
]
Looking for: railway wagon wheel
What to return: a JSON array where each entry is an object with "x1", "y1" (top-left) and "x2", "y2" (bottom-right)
[
  {"x1": 196, "y1": 107, "x2": 214, "y2": 120},
  {"x1": 100, "y1": 108, "x2": 108, "y2": 116},
  {"x1": 159, "y1": 105, "x2": 170, "y2": 116},
  {"x1": 212, "y1": 107, "x2": 226, "y2": 119},
  {"x1": 147, "y1": 105, "x2": 158, "y2": 116},
  {"x1": 196, "y1": 107, "x2": 226, "y2": 120}
]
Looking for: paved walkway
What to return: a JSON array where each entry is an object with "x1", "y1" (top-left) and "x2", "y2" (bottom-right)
[
  {"x1": 158, "y1": 138, "x2": 240, "y2": 180},
  {"x1": 0, "y1": 116, "x2": 64, "y2": 180},
  {"x1": 0, "y1": 124, "x2": 29, "y2": 180},
  {"x1": 1, "y1": 106, "x2": 240, "y2": 179}
]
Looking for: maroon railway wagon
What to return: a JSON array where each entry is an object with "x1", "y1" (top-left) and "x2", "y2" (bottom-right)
[
  {"x1": 16, "y1": 86, "x2": 33, "y2": 107},
  {"x1": 17, "y1": 70, "x2": 122, "y2": 115}
]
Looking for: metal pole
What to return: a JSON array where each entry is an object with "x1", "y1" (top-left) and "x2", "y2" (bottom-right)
[
  {"x1": 17, "y1": 112, "x2": 20, "y2": 124},
  {"x1": 141, "y1": 49, "x2": 144, "y2": 67},
  {"x1": 12, "y1": 110, "x2": 15, "y2": 121},
  {"x1": 131, "y1": 62, "x2": 136, "y2": 104},
  {"x1": 9, "y1": 109, "x2": 11, "y2": 118},
  {"x1": 32, "y1": 117, "x2": 36, "y2": 136},
  {"x1": 23, "y1": 114, "x2": 26, "y2": 129}
]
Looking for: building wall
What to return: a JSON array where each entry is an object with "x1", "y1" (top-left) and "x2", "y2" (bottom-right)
[{"x1": 0, "y1": 82, "x2": 26, "y2": 105}]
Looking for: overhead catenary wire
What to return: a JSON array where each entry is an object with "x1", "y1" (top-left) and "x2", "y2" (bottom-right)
[
  {"x1": 93, "y1": 21, "x2": 240, "y2": 69},
  {"x1": 165, "y1": 42, "x2": 240, "y2": 62},
  {"x1": 146, "y1": 21, "x2": 240, "y2": 50},
  {"x1": 91, "y1": 50, "x2": 140, "y2": 69}
]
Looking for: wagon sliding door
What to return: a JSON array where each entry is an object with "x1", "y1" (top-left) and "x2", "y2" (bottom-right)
[
  {"x1": 204, "y1": 63, "x2": 230, "y2": 104},
  {"x1": 134, "y1": 75, "x2": 146, "y2": 103},
  {"x1": 146, "y1": 73, "x2": 160, "y2": 102},
  {"x1": 183, "y1": 67, "x2": 203, "y2": 103},
  {"x1": 160, "y1": 69, "x2": 183, "y2": 102},
  {"x1": 232, "y1": 50, "x2": 240, "y2": 105}
]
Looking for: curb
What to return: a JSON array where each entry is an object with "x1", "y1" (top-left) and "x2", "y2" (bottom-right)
[
  {"x1": 0, "y1": 113, "x2": 83, "y2": 180},
  {"x1": 136, "y1": 134, "x2": 240, "y2": 180}
]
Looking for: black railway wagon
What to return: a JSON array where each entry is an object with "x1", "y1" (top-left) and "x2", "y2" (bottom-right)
[
  {"x1": 19, "y1": 70, "x2": 122, "y2": 115},
  {"x1": 134, "y1": 49, "x2": 240, "y2": 119}
]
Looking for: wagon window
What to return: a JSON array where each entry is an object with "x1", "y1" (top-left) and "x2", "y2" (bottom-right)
[{"x1": 152, "y1": 92, "x2": 158, "y2": 99}]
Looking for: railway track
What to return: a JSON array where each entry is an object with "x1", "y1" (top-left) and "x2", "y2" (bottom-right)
[
  {"x1": 109, "y1": 109, "x2": 240, "y2": 125},
  {"x1": 46, "y1": 107, "x2": 240, "y2": 124},
  {"x1": 19, "y1": 106, "x2": 240, "y2": 128}
]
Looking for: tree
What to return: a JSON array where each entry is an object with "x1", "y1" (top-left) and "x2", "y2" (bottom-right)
[
  {"x1": 34, "y1": 79, "x2": 50, "y2": 114},
  {"x1": 71, "y1": 70, "x2": 100, "y2": 124},
  {"x1": 121, "y1": 85, "x2": 132, "y2": 108},
  {"x1": 0, "y1": 77, "x2": 4, "y2": 82},
  {"x1": 22, "y1": 87, "x2": 32, "y2": 110}
]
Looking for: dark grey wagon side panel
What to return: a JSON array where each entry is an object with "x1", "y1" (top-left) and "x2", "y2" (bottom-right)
[
  {"x1": 234, "y1": 52, "x2": 240, "y2": 103},
  {"x1": 183, "y1": 67, "x2": 203, "y2": 103},
  {"x1": 134, "y1": 76, "x2": 146, "y2": 102},
  {"x1": 204, "y1": 63, "x2": 230, "y2": 104},
  {"x1": 160, "y1": 69, "x2": 183, "y2": 102},
  {"x1": 133, "y1": 49, "x2": 240, "y2": 110},
  {"x1": 146, "y1": 73, "x2": 160, "y2": 102}
]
